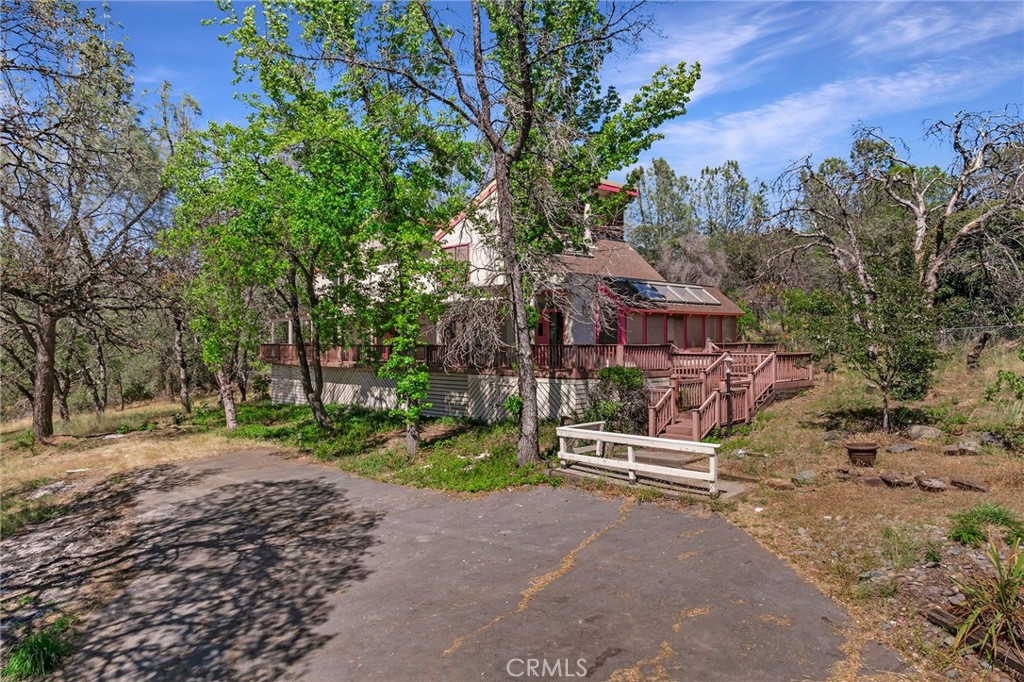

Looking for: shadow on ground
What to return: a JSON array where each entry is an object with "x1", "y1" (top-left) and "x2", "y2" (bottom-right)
[{"x1": 1, "y1": 465, "x2": 382, "y2": 681}]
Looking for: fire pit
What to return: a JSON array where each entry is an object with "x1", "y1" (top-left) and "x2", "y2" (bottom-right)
[{"x1": 845, "y1": 442, "x2": 878, "y2": 467}]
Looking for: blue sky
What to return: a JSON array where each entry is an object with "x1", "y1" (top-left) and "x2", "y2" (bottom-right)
[{"x1": 104, "y1": 1, "x2": 1023, "y2": 183}]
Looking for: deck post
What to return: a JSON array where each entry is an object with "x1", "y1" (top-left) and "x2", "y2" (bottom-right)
[
  {"x1": 559, "y1": 436, "x2": 568, "y2": 468},
  {"x1": 708, "y1": 451, "x2": 718, "y2": 498},
  {"x1": 627, "y1": 445, "x2": 636, "y2": 483}
]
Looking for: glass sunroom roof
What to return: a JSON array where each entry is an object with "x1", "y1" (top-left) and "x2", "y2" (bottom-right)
[{"x1": 612, "y1": 279, "x2": 721, "y2": 306}]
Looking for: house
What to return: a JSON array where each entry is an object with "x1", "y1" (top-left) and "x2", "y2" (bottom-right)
[{"x1": 260, "y1": 181, "x2": 813, "y2": 438}]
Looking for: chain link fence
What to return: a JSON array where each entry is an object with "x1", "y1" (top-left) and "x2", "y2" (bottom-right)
[{"x1": 938, "y1": 324, "x2": 1024, "y2": 347}]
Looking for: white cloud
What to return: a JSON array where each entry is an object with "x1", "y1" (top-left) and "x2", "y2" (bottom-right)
[
  {"x1": 850, "y1": 3, "x2": 1024, "y2": 57},
  {"x1": 649, "y1": 58, "x2": 1020, "y2": 178}
]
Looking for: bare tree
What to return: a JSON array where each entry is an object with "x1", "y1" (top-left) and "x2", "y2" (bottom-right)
[{"x1": 1, "y1": 1, "x2": 196, "y2": 438}]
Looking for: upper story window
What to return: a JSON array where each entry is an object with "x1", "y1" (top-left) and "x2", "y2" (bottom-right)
[{"x1": 442, "y1": 243, "x2": 471, "y2": 281}]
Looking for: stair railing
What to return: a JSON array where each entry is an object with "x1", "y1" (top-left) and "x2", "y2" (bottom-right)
[{"x1": 647, "y1": 386, "x2": 676, "y2": 437}]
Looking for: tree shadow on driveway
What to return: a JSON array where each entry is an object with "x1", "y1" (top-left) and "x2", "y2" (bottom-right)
[{"x1": 2, "y1": 465, "x2": 382, "y2": 681}]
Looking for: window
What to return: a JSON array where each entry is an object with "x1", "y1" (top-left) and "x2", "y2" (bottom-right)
[{"x1": 443, "y1": 243, "x2": 471, "y2": 281}]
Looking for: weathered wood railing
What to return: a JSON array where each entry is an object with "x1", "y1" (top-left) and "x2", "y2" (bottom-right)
[
  {"x1": 671, "y1": 352, "x2": 720, "y2": 377},
  {"x1": 648, "y1": 386, "x2": 676, "y2": 438},
  {"x1": 720, "y1": 385, "x2": 750, "y2": 425},
  {"x1": 675, "y1": 377, "x2": 704, "y2": 409},
  {"x1": 775, "y1": 352, "x2": 814, "y2": 384},
  {"x1": 691, "y1": 390, "x2": 720, "y2": 441},
  {"x1": 557, "y1": 421, "x2": 720, "y2": 496},
  {"x1": 748, "y1": 353, "x2": 776, "y2": 408}
]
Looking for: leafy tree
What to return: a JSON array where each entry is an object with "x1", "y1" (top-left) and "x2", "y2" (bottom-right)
[
  {"x1": 788, "y1": 254, "x2": 939, "y2": 431},
  {"x1": 1, "y1": 1, "x2": 196, "y2": 438},
  {"x1": 294, "y1": 0, "x2": 700, "y2": 464},
  {"x1": 626, "y1": 157, "x2": 695, "y2": 259}
]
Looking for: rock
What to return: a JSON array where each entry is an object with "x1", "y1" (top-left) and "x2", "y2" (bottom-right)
[
  {"x1": 797, "y1": 527, "x2": 808, "y2": 537},
  {"x1": 856, "y1": 475, "x2": 885, "y2": 487},
  {"x1": 908, "y1": 425, "x2": 942, "y2": 440},
  {"x1": 950, "y1": 477, "x2": 989, "y2": 493},
  {"x1": 960, "y1": 438, "x2": 981, "y2": 449},
  {"x1": 823, "y1": 430, "x2": 845, "y2": 442},
  {"x1": 945, "y1": 669, "x2": 958, "y2": 679},
  {"x1": 886, "y1": 443, "x2": 915, "y2": 453},
  {"x1": 915, "y1": 474, "x2": 947, "y2": 492},
  {"x1": 792, "y1": 469, "x2": 816, "y2": 485},
  {"x1": 859, "y1": 569, "x2": 883, "y2": 581},
  {"x1": 943, "y1": 444, "x2": 980, "y2": 456},
  {"x1": 28, "y1": 481, "x2": 69, "y2": 499},
  {"x1": 979, "y1": 431, "x2": 1011, "y2": 448},
  {"x1": 880, "y1": 472, "x2": 915, "y2": 488},
  {"x1": 764, "y1": 478, "x2": 796, "y2": 490}
]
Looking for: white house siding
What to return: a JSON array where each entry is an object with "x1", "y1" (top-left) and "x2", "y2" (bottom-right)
[{"x1": 271, "y1": 364, "x2": 595, "y2": 423}]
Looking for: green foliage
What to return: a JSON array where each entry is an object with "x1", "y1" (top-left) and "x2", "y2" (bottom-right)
[
  {"x1": 121, "y1": 380, "x2": 154, "y2": 405},
  {"x1": 787, "y1": 254, "x2": 939, "y2": 430},
  {"x1": 924, "y1": 541, "x2": 943, "y2": 564},
  {"x1": 10, "y1": 430, "x2": 35, "y2": 451},
  {"x1": 503, "y1": 394, "x2": 524, "y2": 421},
  {"x1": 949, "y1": 503, "x2": 1024, "y2": 547},
  {"x1": 881, "y1": 526, "x2": 919, "y2": 570},
  {"x1": 986, "y1": 346, "x2": 1024, "y2": 425},
  {"x1": 950, "y1": 535, "x2": 1024, "y2": 662},
  {"x1": 584, "y1": 367, "x2": 648, "y2": 434},
  {"x1": 1, "y1": 615, "x2": 76, "y2": 680}
]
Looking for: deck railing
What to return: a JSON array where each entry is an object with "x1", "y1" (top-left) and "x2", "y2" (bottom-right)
[
  {"x1": 691, "y1": 390, "x2": 720, "y2": 441},
  {"x1": 775, "y1": 352, "x2": 814, "y2": 384},
  {"x1": 748, "y1": 353, "x2": 776, "y2": 408},
  {"x1": 648, "y1": 386, "x2": 676, "y2": 438}
]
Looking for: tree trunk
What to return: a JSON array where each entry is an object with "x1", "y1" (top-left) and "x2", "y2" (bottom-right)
[
  {"x1": 406, "y1": 419, "x2": 419, "y2": 459},
  {"x1": 173, "y1": 315, "x2": 192, "y2": 413},
  {"x1": 217, "y1": 369, "x2": 238, "y2": 430},
  {"x1": 494, "y1": 157, "x2": 540, "y2": 464},
  {"x1": 32, "y1": 309, "x2": 57, "y2": 440},
  {"x1": 288, "y1": 296, "x2": 332, "y2": 430},
  {"x1": 94, "y1": 333, "x2": 108, "y2": 411},
  {"x1": 237, "y1": 347, "x2": 249, "y2": 403},
  {"x1": 966, "y1": 332, "x2": 990, "y2": 372},
  {"x1": 881, "y1": 391, "x2": 891, "y2": 433},
  {"x1": 55, "y1": 370, "x2": 71, "y2": 423}
]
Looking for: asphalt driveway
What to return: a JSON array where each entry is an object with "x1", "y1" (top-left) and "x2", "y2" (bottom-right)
[{"x1": 43, "y1": 449, "x2": 874, "y2": 680}]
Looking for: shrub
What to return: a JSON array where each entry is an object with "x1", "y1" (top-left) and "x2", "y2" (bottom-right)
[
  {"x1": 10, "y1": 430, "x2": 35, "y2": 450},
  {"x1": 502, "y1": 394, "x2": 523, "y2": 421},
  {"x1": 584, "y1": 366, "x2": 648, "y2": 434},
  {"x1": 1, "y1": 615, "x2": 76, "y2": 680},
  {"x1": 950, "y1": 534, "x2": 1023, "y2": 662},
  {"x1": 121, "y1": 380, "x2": 153, "y2": 404},
  {"x1": 949, "y1": 503, "x2": 1024, "y2": 546},
  {"x1": 250, "y1": 373, "x2": 272, "y2": 402}
]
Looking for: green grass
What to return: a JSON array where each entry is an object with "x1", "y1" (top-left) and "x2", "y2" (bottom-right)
[
  {"x1": 881, "y1": 526, "x2": 919, "y2": 570},
  {"x1": 949, "y1": 503, "x2": 1024, "y2": 546},
  {"x1": 1, "y1": 615, "x2": 76, "y2": 680},
  {"x1": 0, "y1": 480, "x2": 65, "y2": 537},
  {"x1": 202, "y1": 401, "x2": 558, "y2": 494}
]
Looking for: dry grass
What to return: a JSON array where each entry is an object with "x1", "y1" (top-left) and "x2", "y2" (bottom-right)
[
  {"x1": 0, "y1": 399, "x2": 205, "y2": 439},
  {"x1": 717, "y1": 343, "x2": 1024, "y2": 680},
  {"x1": 1, "y1": 427, "x2": 279, "y2": 495}
]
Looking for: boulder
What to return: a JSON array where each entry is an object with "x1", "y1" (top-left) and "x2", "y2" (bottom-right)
[
  {"x1": 950, "y1": 477, "x2": 989, "y2": 493},
  {"x1": 943, "y1": 443, "x2": 980, "y2": 456},
  {"x1": 914, "y1": 474, "x2": 947, "y2": 492},
  {"x1": 886, "y1": 443, "x2": 915, "y2": 454},
  {"x1": 791, "y1": 469, "x2": 816, "y2": 485},
  {"x1": 856, "y1": 475, "x2": 885, "y2": 487},
  {"x1": 880, "y1": 472, "x2": 915, "y2": 488},
  {"x1": 956, "y1": 443, "x2": 981, "y2": 456},
  {"x1": 908, "y1": 425, "x2": 942, "y2": 440},
  {"x1": 941, "y1": 445, "x2": 960, "y2": 456}
]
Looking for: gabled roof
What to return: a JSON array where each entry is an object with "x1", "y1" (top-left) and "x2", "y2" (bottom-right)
[{"x1": 557, "y1": 239, "x2": 665, "y2": 281}]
